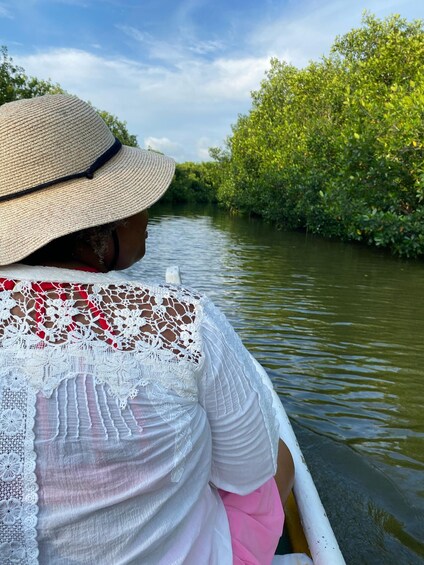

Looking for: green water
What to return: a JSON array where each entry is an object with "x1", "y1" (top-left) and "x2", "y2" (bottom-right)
[{"x1": 127, "y1": 204, "x2": 424, "y2": 564}]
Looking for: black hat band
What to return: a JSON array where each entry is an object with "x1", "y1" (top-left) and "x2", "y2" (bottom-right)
[{"x1": 0, "y1": 137, "x2": 123, "y2": 204}]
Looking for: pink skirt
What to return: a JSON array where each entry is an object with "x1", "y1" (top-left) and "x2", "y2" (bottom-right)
[{"x1": 219, "y1": 478, "x2": 284, "y2": 565}]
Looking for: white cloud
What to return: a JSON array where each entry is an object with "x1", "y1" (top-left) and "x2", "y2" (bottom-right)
[
  {"x1": 196, "y1": 136, "x2": 215, "y2": 161},
  {"x1": 188, "y1": 39, "x2": 225, "y2": 55},
  {"x1": 144, "y1": 137, "x2": 185, "y2": 161},
  {"x1": 116, "y1": 25, "x2": 187, "y2": 65},
  {"x1": 16, "y1": 47, "x2": 269, "y2": 162},
  {"x1": 116, "y1": 25, "x2": 226, "y2": 66},
  {"x1": 0, "y1": 3, "x2": 13, "y2": 18},
  {"x1": 249, "y1": 0, "x2": 424, "y2": 67},
  {"x1": 116, "y1": 25, "x2": 148, "y2": 45}
]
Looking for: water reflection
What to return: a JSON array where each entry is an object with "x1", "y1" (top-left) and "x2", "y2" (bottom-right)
[{"x1": 126, "y1": 204, "x2": 424, "y2": 563}]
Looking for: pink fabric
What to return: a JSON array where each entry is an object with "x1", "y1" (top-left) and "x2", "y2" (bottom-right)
[{"x1": 219, "y1": 478, "x2": 284, "y2": 565}]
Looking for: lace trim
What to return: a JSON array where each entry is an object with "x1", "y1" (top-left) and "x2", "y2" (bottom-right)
[
  {"x1": 0, "y1": 345, "x2": 199, "y2": 409},
  {"x1": 0, "y1": 379, "x2": 38, "y2": 565}
]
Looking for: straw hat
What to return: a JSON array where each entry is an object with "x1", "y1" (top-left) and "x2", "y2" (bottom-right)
[{"x1": 0, "y1": 94, "x2": 175, "y2": 266}]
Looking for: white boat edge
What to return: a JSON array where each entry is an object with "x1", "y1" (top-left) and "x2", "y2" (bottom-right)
[
  {"x1": 165, "y1": 266, "x2": 346, "y2": 565},
  {"x1": 261, "y1": 370, "x2": 346, "y2": 565}
]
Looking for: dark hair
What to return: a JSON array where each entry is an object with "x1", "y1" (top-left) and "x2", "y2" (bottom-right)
[{"x1": 23, "y1": 220, "x2": 123, "y2": 266}]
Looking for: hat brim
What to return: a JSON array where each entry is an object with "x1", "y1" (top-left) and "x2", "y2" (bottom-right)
[{"x1": 0, "y1": 145, "x2": 175, "y2": 265}]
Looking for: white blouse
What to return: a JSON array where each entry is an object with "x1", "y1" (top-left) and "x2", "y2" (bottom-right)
[{"x1": 0, "y1": 265, "x2": 279, "y2": 565}]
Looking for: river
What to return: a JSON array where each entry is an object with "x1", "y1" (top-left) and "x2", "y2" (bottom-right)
[{"x1": 126, "y1": 204, "x2": 424, "y2": 565}]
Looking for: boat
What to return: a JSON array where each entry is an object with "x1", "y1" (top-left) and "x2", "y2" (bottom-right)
[{"x1": 166, "y1": 266, "x2": 346, "y2": 565}]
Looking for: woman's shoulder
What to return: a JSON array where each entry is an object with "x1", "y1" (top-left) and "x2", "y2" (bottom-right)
[
  {"x1": 1, "y1": 263, "x2": 198, "y2": 291},
  {"x1": 0, "y1": 263, "x2": 224, "y2": 337},
  {"x1": 0, "y1": 263, "x2": 123, "y2": 285},
  {"x1": 0, "y1": 263, "x2": 203, "y2": 304}
]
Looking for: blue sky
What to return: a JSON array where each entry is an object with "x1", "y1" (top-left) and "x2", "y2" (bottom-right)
[{"x1": 1, "y1": 0, "x2": 423, "y2": 161}]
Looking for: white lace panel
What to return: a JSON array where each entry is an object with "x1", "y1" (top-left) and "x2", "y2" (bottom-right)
[{"x1": 0, "y1": 279, "x2": 203, "y2": 405}]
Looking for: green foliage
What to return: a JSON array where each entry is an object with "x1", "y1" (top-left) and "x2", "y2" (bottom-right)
[
  {"x1": 97, "y1": 109, "x2": 138, "y2": 147},
  {"x1": 0, "y1": 46, "x2": 63, "y2": 104},
  {"x1": 213, "y1": 14, "x2": 424, "y2": 258},
  {"x1": 0, "y1": 46, "x2": 138, "y2": 147},
  {"x1": 161, "y1": 162, "x2": 218, "y2": 204}
]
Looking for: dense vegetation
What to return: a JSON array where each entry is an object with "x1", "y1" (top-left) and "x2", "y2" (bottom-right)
[
  {"x1": 0, "y1": 46, "x2": 138, "y2": 147},
  {"x1": 160, "y1": 161, "x2": 218, "y2": 204},
  {"x1": 210, "y1": 14, "x2": 424, "y2": 258}
]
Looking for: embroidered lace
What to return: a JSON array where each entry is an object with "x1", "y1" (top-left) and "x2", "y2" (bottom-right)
[{"x1": 0, "y1": 278, "x2": 203, "y2": 404}]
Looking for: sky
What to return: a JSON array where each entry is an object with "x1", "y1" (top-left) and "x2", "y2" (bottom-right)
[{"x1": 1, "y1": 0, "x2": 423, "y2": 162}]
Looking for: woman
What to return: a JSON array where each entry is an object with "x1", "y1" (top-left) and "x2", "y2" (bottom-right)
[{"x1": 0, "y1": 94, "x2": 293, "y2": 564}]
